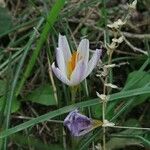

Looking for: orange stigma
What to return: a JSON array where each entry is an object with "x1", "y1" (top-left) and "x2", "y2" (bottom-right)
[{"x1": 67, "y1": 51, "x2": 78, "y2": 78}]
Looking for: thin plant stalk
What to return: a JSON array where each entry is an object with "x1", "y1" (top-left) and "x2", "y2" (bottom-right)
[
  {"x1": 102, "y1": 77, "x2": 107, "y2": 150},
  {"x1": 70, "y1": 86, "x2": 78, "y2": 104},
  {"x1": 101, "y1": 0, "x2": 109, "y2": 148},
  {"x1": 47, "y1": 55, "x2": 58, "y2": 105},
  {"x1": 2, "y1": 52, "x2": 13, "y2": 150}
]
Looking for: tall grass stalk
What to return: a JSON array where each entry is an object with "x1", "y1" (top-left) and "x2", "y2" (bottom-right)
[
  {"x1": 2, "y1": 18, "x2": 44, "y2": 150},
  {"x1": 16, "y1": 0, "x2": 66, "y2": 96}
]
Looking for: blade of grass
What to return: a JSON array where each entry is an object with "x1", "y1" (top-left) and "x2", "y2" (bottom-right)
[
  {"x1": 9, "y1": 32, "x2": 31, "y2": 47},
  {"x1": 2, "y1": 18, "x2": 44, "y2": 150},
  {"x1": 77, "y1": 128, "x2": 102, "y2": 150},
  {"x1": 0, "y1": 49, "x2": 23, "y2": 71},
  {"x1": 108, "y1": 58, "x2": 150, "y2": 121},
  {"x1": 1, "y1": 52, "x2": 13, "y2": 149},
  {"x1": 110, "y1": 80, "x2": 150, "y2": 122},
  {"x1": 16, "y1": 0, "x2": 66, "y2": 96},
  {"x1": 0, "y1": 85, "x2": 150, "y2": 139},
  {"x1": 0, "y1": 18, "x2": 38, "y2": 38},
  {"x1": 110, "y1": 134, "x2": 150, "y2": 148},
  {"x1": 11, "y1": 133, "x2": 64, "y2": 150}
]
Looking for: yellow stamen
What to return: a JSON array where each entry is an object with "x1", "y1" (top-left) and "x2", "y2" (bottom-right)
[{"x1": 67, "y1": 51, "x2": 78, "y2": 78}]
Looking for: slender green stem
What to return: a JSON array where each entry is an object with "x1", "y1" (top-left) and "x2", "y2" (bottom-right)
[
  {"x1": 101, "y1": 0, "x2": 108, "y2": 148},
  {"x1": 70, "y1": 86, "x2": 78, "y2": 104},
  {"x1": 102, "y1": 101, "x2": 106, "y2": 150}
]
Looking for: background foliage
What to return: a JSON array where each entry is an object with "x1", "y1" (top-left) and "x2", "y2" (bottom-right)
[{"x1": 0, "y1": 0, "x2": 149, "y2": 149}]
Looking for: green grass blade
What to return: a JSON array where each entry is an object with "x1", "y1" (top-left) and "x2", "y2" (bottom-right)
[
  {"x1": 16, "y1": 0, "x2": 66, "y2": 96},
  {"x1": 1, "y1": 18, "x2": 44, "y2": 149},
  {"x1": 110, "y1": 134, "x2": 150, "y2": 148},
  {"x1": 0, "y1": 18, "x2": 38, "y2": 38},
  {"x1": 2, "y1": 53, "x2": 13, "y2": 149},
  {"x1": 0, "y1": 86, "x2": 150, "y2": 138}
]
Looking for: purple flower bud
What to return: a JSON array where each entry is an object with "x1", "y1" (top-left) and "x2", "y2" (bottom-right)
[{"x1": 64, "y1": 110, "x2": 92, "y2": 136}]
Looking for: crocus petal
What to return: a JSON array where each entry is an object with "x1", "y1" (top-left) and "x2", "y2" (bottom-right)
[
  {"x1": 64, "y1": 110, "x2": 92, "y2": 136},
  {"x1": 58, "y1": 34, "x2": 71, "y2": 63},
  {"x1": 77, "y1": 39, "x2": 89, "y2": 64},
  {"x1": 52, "y1": 63, "x2": 71, "y2": 86},
  {"x1": 70, "y1": 60, "x2": 87, "y2": 86},
  {"x1": 85, "y1": 49, "x2": 102, "y2": 78},
  {"x1": 56, "y1": 48, "x2": 67, "y2": 76}
]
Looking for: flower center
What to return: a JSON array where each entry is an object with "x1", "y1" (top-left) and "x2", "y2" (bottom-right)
[{"x1": 67, "y1": 51, "x2": 78, "y2": 78}]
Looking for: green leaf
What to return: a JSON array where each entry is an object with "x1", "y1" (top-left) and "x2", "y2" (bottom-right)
[
  {"x1": 106, "y1": 134, "x2": 143, "y2": 150},
  {"x1": 123, "y1": 71, "x2": 150, "y2": 90},
  {"x1": 0, "y1": 7, "x2": 13, "y2": 34},
  {"x1": 0, "y1": 80, "x2": 20, "y2": 113},
  {"x1": 91, "y1": 104, "x2": 102, "y2": 119},
  {"x1": 12, "y1": 133, "x2": 64, "y2": 150},
  {"x1": 0, "y1": 80, "x2": 6, "y2": 96},
  {"x1": 26, "y1": 84, "x2": 57, "y2": 106},
  {"x1": 0, "y1": 97, "x2": 20, "y2": 113},
  {"x1": 106, "y1": 70, "x2": 150, "y2": 120},
  {"x1": 124, "y1": 71, "x2": 150, "y2": 105},
  {"x1": 106, "y1": 119, "x2": 143, "y2": 150}
]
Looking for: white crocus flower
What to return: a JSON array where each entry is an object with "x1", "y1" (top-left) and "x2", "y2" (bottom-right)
[{"x1": 52, "y1": 34, "x2": 102, "y2": 86}]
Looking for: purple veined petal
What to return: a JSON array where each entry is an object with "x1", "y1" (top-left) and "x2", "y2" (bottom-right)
[
  {"x1": 70, "y1": 60, "x2": 87, "y2": 86},
  {"x1": 85, "y1": 49, "x2": 102, "y2": 78},
  {"x1": 77, "y1": 39, "x2": 89, "y2": 64},
  {"x1": 52, "y1": 63, "x2": 71, "y2": 86},
  {"x1": 64, "y1": 110, "x2": 92, "y2": 137},
  {"x1": 56, "y1": 47, "x2": 67, "y2": 76},
  {"x1": 64, "y1": 110, "x2": 78, "y2": 131},
  {"x1": 73, "y1": 114, "x2": 92, "y2": 136},
  {"x1": 58, "y1": 34, "x2": 71, "y2": 63}
]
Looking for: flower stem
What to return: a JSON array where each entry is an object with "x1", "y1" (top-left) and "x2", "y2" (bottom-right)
[
  {"x1": 102, "y1": 44, "x2": 113, "y2": 150},
  {"x1": 101, "y1": 0, "x2": 109, "y2": 147},
  {"x1": 102, "y1": 101, "x2": 106, "y2": 150},
  {"x1": 102, "y1": 79, "x2": 107, "y2": 150},
  {"x1": 70, "y1": 87, "x2": 77, "y2": 149},
  {"x1": 70, "y1": 86, "x2": 78, "y2": 104}
]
